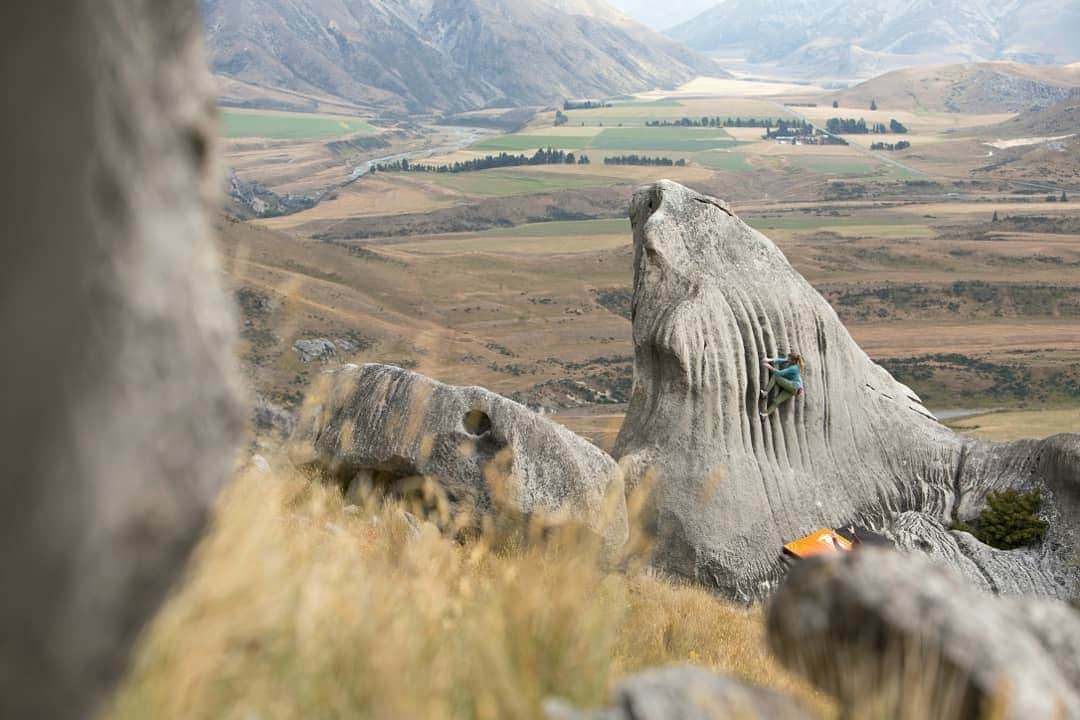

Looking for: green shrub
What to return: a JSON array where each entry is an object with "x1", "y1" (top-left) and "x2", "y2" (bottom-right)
[{"x1": 953, "y1": 487, "x2": 1048, "y2": 550}]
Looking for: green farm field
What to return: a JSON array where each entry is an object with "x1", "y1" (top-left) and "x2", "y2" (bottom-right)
[
  {"x1": 394, "y1": 231, "x2": 630, "y2": 255},
  {"x1": 423, "y1": 169, "x2": 625, "y2": 196},
  {"x1": 474, "y1": 127, "x2": 737, "y2": 153},
  {"x1": 783, "y1": 155, "x2": 880, "y2": 175},
  {"x1": 390, "y1": 218, "x2": 634, "y2": 256},
  {"x1": 562, "y1": 97, "x2": 790, "y2": 127},
  {"x1": 589, "y1": 127, "x2": 736, "y2": 152},
  {"x1": 221, "y1": 110, "x2": 377, "y2": 139},
  {"x1": 695, "y1": 149, "x2": 752, "y2": 170}
]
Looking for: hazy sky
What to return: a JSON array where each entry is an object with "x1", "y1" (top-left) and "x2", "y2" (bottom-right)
[{"x1": 604, "y1": 0, "x2": 718, "y2": 30}]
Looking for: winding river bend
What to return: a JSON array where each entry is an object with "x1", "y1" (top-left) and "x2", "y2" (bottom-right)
[{"x1": 349, "y1": 125, "x2": 498, "y2": 181}]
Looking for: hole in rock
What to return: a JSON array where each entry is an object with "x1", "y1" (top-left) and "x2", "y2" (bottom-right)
[{"x1": 463, "y1": 409, "x2": 492, "y2": 436}]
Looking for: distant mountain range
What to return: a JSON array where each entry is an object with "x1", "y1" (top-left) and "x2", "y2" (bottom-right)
[
  {"x1": 601, "y1": 0, "x2": 716, "y2": 30},
  {"x1": 202, "y1": 0, "x2": 724, "y2": 114},
  {"x1": 668, "y1": 0, "x2": 1080, "y2": 79}
]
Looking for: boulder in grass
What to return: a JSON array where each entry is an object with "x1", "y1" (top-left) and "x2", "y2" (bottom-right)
[
  {"x1": 289, "y1": 363, "x2": 628, "y2": 548},
  {"x1": 767, "y1": 548, "x2": 1080, "y2": 719}
]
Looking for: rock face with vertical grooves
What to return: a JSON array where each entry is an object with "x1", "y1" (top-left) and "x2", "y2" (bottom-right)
[
  {"x1": 290, "y1": 363, "x2": 628, "y2": 548},
  {"x1": 612, "y1": 180, "x2": 1080, "y2": 600},
  {"x1": 767, "y1": 549, "x2": 1080, "y2": 719},
  {"x1": 0, "y1": 2, "x2": 244, "y2": 718}
]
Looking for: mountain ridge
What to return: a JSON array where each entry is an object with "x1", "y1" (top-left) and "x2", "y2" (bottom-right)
[
  {"x1": 669, "y1": 0, "x2": 1080, "y2": 79},
  {"x1": 202, "y1": 0, "x2": 726, "y2": 114}
]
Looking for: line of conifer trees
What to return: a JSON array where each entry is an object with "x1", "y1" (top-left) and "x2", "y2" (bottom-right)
[
  {"x1": 603, "y1": 155, "x2": 685, "y2": 166},
  {"x1": 825, "y1": 117, "x2": 908, "y2": 134},
  {"x1": 372, "y1": 148, "x2": 590, "y2": 173},
  {"x1": 645, "y1": 116, "x2": 781, "y2": 128},
  {"x1": 870, "y1": 140, "x2": 911, "y2": 151},
  {"x1": 762, "y1": 119, "x2": 814, "y2": 137}
]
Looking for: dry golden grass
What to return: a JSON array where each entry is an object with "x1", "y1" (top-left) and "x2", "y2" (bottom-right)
[
  {"x1": 103, "y1": 466, "x2": 832, "y2": 720},
  {"x1": 947, "y1": 407, "x2": 1080, "y2": 441}
]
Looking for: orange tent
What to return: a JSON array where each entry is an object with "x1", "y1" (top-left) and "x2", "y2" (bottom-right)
[{"x1": 783, "y1": 528, "x2": 852, "y2": 559}]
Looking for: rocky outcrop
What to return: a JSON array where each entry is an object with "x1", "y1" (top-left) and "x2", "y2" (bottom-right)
[
  {"x1": 290, "y1": 364, "x2": 628, "y2": 548},
  {"x1": 544, "y1": 665, "x2": 810, "y2": 720},
  {"x1": 293, "y1": 337, "x2": 339, "y2": 362},
  {"x1": 889, "y1": 511, "x2": 1071, "y2": 596},
  {"x1": 767, "y1": 549, "x2": 1080, "y2": 719},
  {"x1": 0, "y1": 2, "x2": 243, "y2": 718},
  {"x1": 612, "y1": 180, "x2": 1080, "y2": 600}
]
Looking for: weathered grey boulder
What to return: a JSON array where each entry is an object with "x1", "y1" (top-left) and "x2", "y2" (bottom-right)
[
  {"x1": 612, "y1": 179, "x2": 1080, "y2": 600},
  {"x1": 767, "y1": 549, "x2": 1080, "y2": 719},
  {"x1": 0, "y1": 2, "x2": 243, "y2": 719},
  {"x1": 889, "y1": 511, "x2": 1071, "y2": 596},
  {"x1": 544, "y1": 665, "x2": 810, "y2": 720},
  {"x1": 290, "y1": 363, "x2": 628, "y2": 547}
]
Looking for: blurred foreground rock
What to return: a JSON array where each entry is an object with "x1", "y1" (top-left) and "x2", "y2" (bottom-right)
[
  {"x1": 289, "y1": 363, "x2": 628, "y2": 548},
  {"x1": 544, "y1": 665, "x2": 810, "y2": 720},
  {"x1": 612, "y1": 180, "x2": 1080, "y2": 600},
  {"x1": 0, "y1": 2, "x2": 243, "y2": 718},
  {"x1": 767, "y1": 548, "x2": 1080, "y2": 719}
]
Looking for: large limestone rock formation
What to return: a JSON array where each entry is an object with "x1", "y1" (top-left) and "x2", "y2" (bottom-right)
[
  {"x1": 0, "y1": 2, "x2": 243, "y2": 718},
  {"x1": 767, "y1": 549, "x2": 1080, "y2": 719},
  {"x1": 613, "y1": 180, "x2": 1080, "y2": 600},
  {"x1": 290, "y1": 364, "x2": 628, "y2": 548},
  {"x1": 545, "y1": 665, "x2": 810, "y2": 720}
]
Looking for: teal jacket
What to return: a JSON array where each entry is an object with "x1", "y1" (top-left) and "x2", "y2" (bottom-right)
[{"x1": 769, "y1": 357, "x2": 803, "y2": 388}]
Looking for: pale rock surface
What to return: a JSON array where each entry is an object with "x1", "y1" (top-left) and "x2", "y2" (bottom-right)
[
  {"x1": 293, "y1": 337, "x2": 338, "y2": 362},
  {"x1": 0, "y1": 1, "x2": 243, "y2": 718},
  {"x1": 544, "y1": 665, "x2": 810, "y2": 720},
  {"x1": 613, "y1": 180, "x2": 1080, "y2": 600},
  {"x1": 889, "y1": 511, "x2": 1071, "y2": 596},
  {"x1": 290, "y1": 364, "x2": 628, "y2": 548},
  {"x1": 767, "y1": 549, "x2": 1080, "y2": 719}
]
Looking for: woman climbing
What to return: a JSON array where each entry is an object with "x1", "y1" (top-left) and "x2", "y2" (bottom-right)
[{"x1": 759, "y1": 352, "x2": 804, "y2": 419}]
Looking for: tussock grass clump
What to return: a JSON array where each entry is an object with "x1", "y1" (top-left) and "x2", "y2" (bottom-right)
[{"x1": 104, "y1": 466, "x2": 830, "y2": 719}]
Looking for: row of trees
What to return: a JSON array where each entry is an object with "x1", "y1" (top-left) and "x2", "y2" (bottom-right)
[
  {"x1": 870, "y1": 140, "x2": 911, "y2": 151},
  {"x1": 373, "y1": 148, "x2": 590, "y2": 174},
  {"x1": 603, "y1": 155, "x2": 685, "y2": 166},
  {"x1": 825, "y1": 117, "x2": 908, "y2": 134},
  {"x1": 763, "y1": 119, "x2": 815, "y2": 138},
  {"x1": 645, "y1": 116, "x2": 781, "y2": 128},
  {"x1": 563, "y1": 100, "x2": 610, "y2": 110}
]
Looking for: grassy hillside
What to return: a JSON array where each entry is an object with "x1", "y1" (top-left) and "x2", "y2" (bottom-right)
[
  {"x1": 221, "y1": 110, "x2": 377, "y2": 139},
  {"x1": 104, "y1": 468, "x2": 831, "y2": 719},
  {"x1": 830, "y1": 62, "x2": 1080, "y2": 114}
]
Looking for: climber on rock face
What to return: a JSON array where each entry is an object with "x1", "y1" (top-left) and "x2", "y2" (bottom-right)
[{"x1": 759, "y1": 352, "x2": 804, "y2": 419}]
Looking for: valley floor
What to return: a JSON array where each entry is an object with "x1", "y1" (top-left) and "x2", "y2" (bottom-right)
[{"x1": 218, "y1": 74, "x2": 1079, "y2": 443}]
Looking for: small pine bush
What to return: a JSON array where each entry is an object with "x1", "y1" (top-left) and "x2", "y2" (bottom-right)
[{"x1": 953, "y1": 487, "x2": 1048, "y2": 550}]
